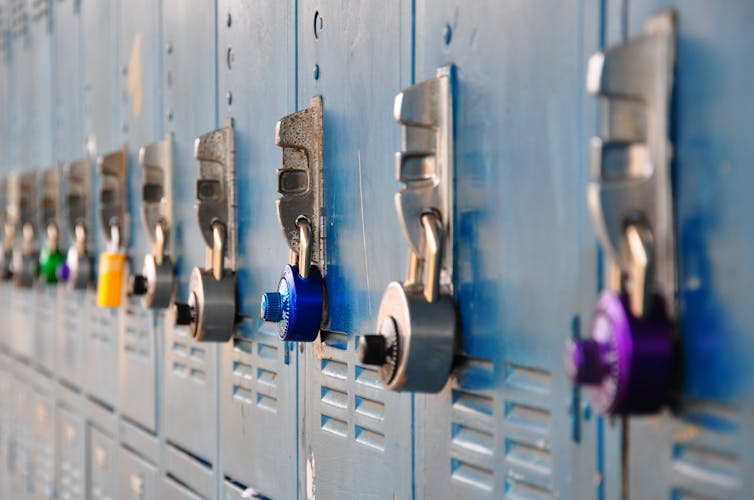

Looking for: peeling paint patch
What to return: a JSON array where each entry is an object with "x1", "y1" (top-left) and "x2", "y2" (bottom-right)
[
  {"x1": 127, "y1": 34, "x2": 143, "y2": 118},
  {"x1": 307, "y1": 450, "x2": 316, "y2": 499}
]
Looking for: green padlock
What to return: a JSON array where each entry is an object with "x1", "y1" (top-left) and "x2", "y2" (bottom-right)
[
  {"x1": 39, "y1": 246, "x2": 64, "y2": 283},
  {"x1": 39, "y1": 224, "x2": 64, "y2": 284}
]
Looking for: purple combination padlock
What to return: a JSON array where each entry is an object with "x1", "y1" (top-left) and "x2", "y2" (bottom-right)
[{"x1": 566, "y1": 291, "x2": 673, "y2": 414}]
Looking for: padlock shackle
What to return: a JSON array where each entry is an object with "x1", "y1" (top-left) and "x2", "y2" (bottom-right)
[
  {"x1": 297, "y1": 217, "x2": 312, "y2": 279},
  {"x1": 421, "y1": 212, "x2": 443, "y2": 304},
  {"x1": 153, "y1": 220, "x2": 167, "y2": 266},
  {"x1": 46, "y1": 223, "x2": 59, "y2": 252},
  {"x1": 74, "y1": 223, "x2": 87, "y2": 254},
  {"x1": 211, "y1": 220, "x2": 226, "y2": 281}
]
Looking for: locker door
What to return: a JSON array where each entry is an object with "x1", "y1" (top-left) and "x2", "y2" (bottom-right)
[
  {"x1": 117, "y1": 0, "x2": 161, "y2": 434},
  {"x1": 216, "y1": 2, "x2": 298, "y2": 497},
  {"x1": 57, "y1": 407, "x2": 86, "y2": 500},
  {"x1": 30, "y1": 390, "x2": 55, "y2": 500},
  {"x1": 295, "y1": 1, "x2": 413, "y2": 497},
  {"x1": 82, "y1": 0, "x2": 120, "y2": 410},
  {"x1": 162, "y1": 0, "x2": 219, "y2": 469},
  {"x1": 88, "y1": 426, "x2": 118, "y2": 499},
  {"x1": 54, "y1": 0, "x2": 87, "y2": 390},
  {"x1": 412, "y1": 2, "x2": 604, "y2": 498},
  {"x1": 621, "y1": 2, "x2": 754, "y2": 498}
]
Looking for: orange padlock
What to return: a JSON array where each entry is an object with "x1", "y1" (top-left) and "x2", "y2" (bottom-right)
[{"x1": 96, "y1": 252, "x2": 126, "y2": 307}]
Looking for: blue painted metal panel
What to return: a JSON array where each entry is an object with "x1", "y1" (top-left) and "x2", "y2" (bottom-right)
[
  {"x1": 117, "y1": 0, "x2": 161, "y2": 434},
  {"x1": 622, "y1": 2, "x2": 754, "y2": 499},
  {"x1": 81, "y1": 0, "x2": 119, "y2": 411},
  {"x1": 216, "y1": 1, "x2": 298, "y2": 496},
  {"x1": 162, "y1": 0, "x2": 219, "y2": 471},
  {"x1": 0, "y1": 2, "x2": 751, "y2": 499},
  {"x1": 296, "y1": 1, "x2": 414, "y2": 498},
  {"x1": 411, "y1": 1, "x2": 610, "y2": 498}
]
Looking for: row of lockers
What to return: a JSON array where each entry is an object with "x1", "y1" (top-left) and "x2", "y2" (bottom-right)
[{"x1": 1, "y1": 0, "x2": 753, "y2": 498}]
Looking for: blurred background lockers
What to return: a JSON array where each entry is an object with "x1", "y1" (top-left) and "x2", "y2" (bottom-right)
[{"x1": 0, "y1": 0, "x2": 752, "y2": 499}]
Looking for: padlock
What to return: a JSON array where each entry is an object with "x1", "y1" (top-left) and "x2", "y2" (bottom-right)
[
  {"x1": 96, "y1": 251, "x2": 126, "y2": 307},
  {"x1": 13, "y1": 223, "x2": 39, "y2": 288},
  {"x1": 129, "y1": 222, "x2": 175, "y2": 309},
  {"x1": 97, "y1": 224, "x2": 126, "y2": 307},
  {"x1": 359, "y1": 213, "x2": 457, "y2": 393},
  {"x1": 39, "y1": 224, "x2": 63, "y2": 284},
  {"x1": 261, "y1": 218, "x2": 324, "y2": 342},
  {"x1": 174, "y1": 221, "x2": 236, "y2": 341},
  {"x1": 60, "y1": 225, "x2": 93, "y2": 289}
]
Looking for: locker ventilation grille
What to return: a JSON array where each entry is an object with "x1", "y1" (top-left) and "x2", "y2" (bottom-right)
[
  {"x1": 34, "y1": 287, "x2": 56, "y2": 372},
  {"x1": 502, "y1": 360, "x2": 554, "y2": 498},
  {"x1": 670, "y1": 401, "x2": 742, "y2": 498},
  {"x1": 62, "y1": 292, "x2": 85, "y2": 383},
  {"x1": 123, "y1": 299, "x2": 151, "y2": 360},
  {"x1": 90, "y1": 304, "x2": 116, "y2": 346},
  {"x1": 171, "y1": 327, "x2": 208, "y2": 384},
  {"x1": 33, "y1": 404, "x2": 54, "y2": 497},
  {"x1": 11, "y1": 289, "x2": 33, "y2": 355},
  {"x1": 231, "y1": 335, "x2": 279, "y2": 412},
  {"x1": 319, "y1": 332, "x2": 386, "y2": 451},
  {"x1": 449, "y1": 356, "x2": 495, "y2": 492}
]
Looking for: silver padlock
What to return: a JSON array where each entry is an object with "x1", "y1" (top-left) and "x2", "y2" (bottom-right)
[
  {"x1": 62, "y1": 158, "x2": 94, "y2": 289},
  {"x1": 359, "y1": 66, "x2": 458, "y2": 393},
  {"x1": 13, "y1": 222, "x2": 38, "y2": 288},
  {"x1": 174, "y1": 120, "x2": 237, "y2": 342},
  {"x1": 11, "y1": 172, "x2": 39, "y2": 289},
  {"x1": 130, "y1": 135, "x2": 177, "y2": 309}
]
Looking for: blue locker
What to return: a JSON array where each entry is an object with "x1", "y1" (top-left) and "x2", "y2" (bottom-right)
[
  {"x1": 161, "y1": 0, "x2": 220, "y2": 485},
  {"x1": 117, "y1": 0, "x2": 161, "y2": 435},
  {"x1": 623, "y1": 2, "x2": 754, "y2": 498},
  {"x1": 82, "y1": 0, "x2": 120, "y2": 413},
  {"x1": 295, "y1": 1, "x2": 414, "y2": 497},
  {"x1": 216, "y1": 1, "x2": 298, "y2": 497}
]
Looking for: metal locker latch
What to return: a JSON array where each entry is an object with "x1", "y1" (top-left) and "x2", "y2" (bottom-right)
[
  {"x1": 358, "y1": 66, "x2": 457, "y2": 393},
  {"x1": 0, "y1": 176, "x2": 12, "y2": 280},
  {"x1": 260, "y1": 96, "x2": 326, "y2": 343},
  {"x1": 38, "y1": 165, "x2": 64, "y2": 284},
  {"x1": 10, "y1": 171, "x2": 39, "y2": 289},
  {"x1": 566, "y1": 10, "x2": 678, "y2": 415},
  {"x1": 59, "y1": 158, "x2": 94, "y2": 289},
  {"x1": 129, "y1": 133, "x2": 176, "y2": 309},
  {"x1": 96, "y1": 146, "x2": 129, "y2": 308},
  {"x1": 174, "y1": 119, "x2": 237, "y2": 342}
]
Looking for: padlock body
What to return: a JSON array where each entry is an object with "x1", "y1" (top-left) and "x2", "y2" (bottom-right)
[
  {"x1": 188, "y1": 267, "x2": 236, "y2": 342},
  {"x1": 141, "y1": 253, "x2": 175, "y2": 309},
  {"x1": 96, "y1": 252, "x2": 126, "y2": 307},
  {"x1": 39, "y1": 247, "x2": 64, "y2": 284}
]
